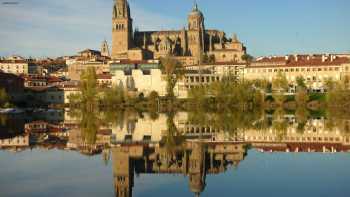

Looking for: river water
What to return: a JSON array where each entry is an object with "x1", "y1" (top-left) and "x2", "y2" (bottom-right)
[{"x1": 0, "y1": 109, "x2": 349, "y2": 197}]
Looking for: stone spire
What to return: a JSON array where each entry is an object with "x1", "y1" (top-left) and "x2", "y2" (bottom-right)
[
  {"x1": 113, "y1": 0, "x2": 131, "y2": 19},
  {"x1": 193, "y1": 0, "x2": 199, "y2": 11},
  {"x1": 101, "y1": 40, "x2": 110, "y2": 57},
  {"x1": 232, "y1": 33, "x2": 239, "y2": 42}
]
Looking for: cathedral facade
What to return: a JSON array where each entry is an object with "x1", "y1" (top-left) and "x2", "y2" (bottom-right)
[{"x1": 112, "y1": 0, "x2": 247, "y2": 65}]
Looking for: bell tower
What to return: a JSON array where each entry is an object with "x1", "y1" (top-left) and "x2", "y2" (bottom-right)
[
  {"x1": 112, "y1": 0, "x2": 133, "y2": 59},
  {"x1": 187, "y1": 1, "x2": 205, "y2": 64}
]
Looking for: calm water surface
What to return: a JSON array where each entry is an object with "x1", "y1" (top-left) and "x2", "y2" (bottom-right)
[{"x1": 0, "y1": 110, "x2": 350, "y2": 197}]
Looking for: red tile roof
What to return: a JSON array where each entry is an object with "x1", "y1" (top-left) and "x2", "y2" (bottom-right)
[
  {"x1": 250, "y1": 55, "x2": 350, "y2": 68},
  {"x1": 97, "y1": 74, "x2": 112, "y2": 80}
]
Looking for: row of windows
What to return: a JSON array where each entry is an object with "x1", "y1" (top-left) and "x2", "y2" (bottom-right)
[
  {"x1": 246, "y1": 135, "x2": 344, "y2": 142},
  {"x1": 185, "y1": 76, "x2": 220, "y2": 83},
  {"x1": 0, "y1": 69, "x2": 25, "y2": 74},
  {"x1": 26, "y1": 82, "x2": 47, "y2": 87},
  {"x1": 115, "y1": 24, "x2": 125, "y2": 30},
  {"x1": 185, "y1": 126, "x2": 219, "y2": 134},
  {"x1": 0, "y1": 65, "x2": 26, "y2": 69},
  {"x1": 247, "y1": 66, "x2": 341, "y2": 74},
  {"x1": 0, "y1": 138, "x2": 27, "y2": 144}
]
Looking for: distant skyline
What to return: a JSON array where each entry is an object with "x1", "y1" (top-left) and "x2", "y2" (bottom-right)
[{"x1": 0, "y1": 0, "x2": 349, "y2": 58}]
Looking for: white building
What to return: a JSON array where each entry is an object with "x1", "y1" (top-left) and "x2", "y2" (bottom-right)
[{"x1": 112, "y1": 69, "x2": 187, "y2": 98}]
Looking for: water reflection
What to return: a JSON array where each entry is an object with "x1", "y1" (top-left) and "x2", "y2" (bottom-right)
[
  {"x1": 112, "y1": 141, "x2": 246, "y2": 197},
  {"x1": 1, "y1": 109, "x2": 350, "y2": 196}
]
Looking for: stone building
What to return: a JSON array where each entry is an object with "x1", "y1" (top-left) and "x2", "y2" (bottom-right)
[
  {"x1": 67, "y1": 49, "x2": 110, "y2": 80},
  {"x1": 111, "y1": 0, "x2": 246, "y2": 65}
]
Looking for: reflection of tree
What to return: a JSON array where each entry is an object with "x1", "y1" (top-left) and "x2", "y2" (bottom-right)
[
  {"x1": 68, "y1": 107, "x2": 126, "y2": 146},
  {"x1": 102, "y1": 148, "x2": 110, "y2": 166},
  {"x1": 188, "y1": 109, "x2": 264, "y2": 136},
  {"x1": 80, "y1": 109, "x2": 99, "y2": 144},
  {"x1": 0, "y1": 115, "x2": 7, "y2": 126},
  {"x1": 295, "y1": 107, "x2": 310, "y2": 133},
  {"x1": 272, "y1": 108, "x2": 288, "y2": 141},
  {"x1": 160, "y1": 111, "x2": 185, "y2": 167}
]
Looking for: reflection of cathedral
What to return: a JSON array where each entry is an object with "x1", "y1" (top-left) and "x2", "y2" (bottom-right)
[
  {"x1": 112, "y1": 0, "x2": 247, "y2": 65},
  {"x1": 112, "y1": 141, "x2": 247, "y2": 197}
]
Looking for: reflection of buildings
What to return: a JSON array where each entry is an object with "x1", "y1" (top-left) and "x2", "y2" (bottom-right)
[
  {"x1": 3, "y1": 111, "x2": 350, "y2": 155},
  {"x1": 112, "y1": 112, "x2": 350, "y2": 153},
  {"x1": 67, "y1": 128, "x2": 112, "y2": 155},
  {"x1": 112, "y1": 141, "x2": 247, "y2": 197},
  {"x1": 244, "y1": 116, "x2": 350, "y2": 153},
  {"x1": 2, "y1": 111, "x2": 350, "y2": 197},
  {"x1": 0, "y1": 135, "x2": 29, "y2": 152},
  {"x1": 112, "y1": 113, "x2": 187, "y2": 143}
]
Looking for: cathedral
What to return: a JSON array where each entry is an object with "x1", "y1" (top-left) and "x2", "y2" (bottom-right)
[{"x1": 111, "y1": 0, "x2": 247, "y2": 65}]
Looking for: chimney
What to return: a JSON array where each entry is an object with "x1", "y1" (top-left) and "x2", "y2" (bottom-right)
[
  {"x1": 307, "y1": 55, "x2": 310, "y2": 61},
  {"x1": 330, "y1": 55, "x2": 336, "y2": 62},
  {"x1": 294, "y1": 54, "x2": 298, "y2": 62},
  {"x1": 322, "y1": 55, "x2": 326, "y2": 62},
  {"x1": 285, "y1": 55, "x2": 289, "y2": 61}
]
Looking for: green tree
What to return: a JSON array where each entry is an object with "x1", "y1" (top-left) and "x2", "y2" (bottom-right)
[
  {"x1": 103, "y1": 84, "x2": 125, "y2": 107},
  {"x1": 272, "y1": 72, "x2": 289, "y2": 92},
  {"x1": 208, "y1": 54, "x2": 216, "y2": 63},
  {"x1": 188, "y1": 85, "x2": 207, "y2": 109},
  {"x1": 201, "y1": 53, "x2": 209, "y2": 63},
  {"x1": 324, "y1": 77, "x2": 336, "y2": 91},
  {"x1": 241, "y1": 54, "x2": 254, "y2": 63},
  {"x1": 160, "y1": 56, "x2": 184, "y2": 98},
  {"x1": 296, "y1": 76, "x2": 306, "y2": 89},
  {"x1": 327, "y1": 81, "x2": 350, "y2": 107},
  {"x1": 80, "y1": 67, "x2": 98, "y2": 110}
]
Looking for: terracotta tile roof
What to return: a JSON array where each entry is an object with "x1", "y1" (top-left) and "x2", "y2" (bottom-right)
[
  {"x1": 253, "y1": 142, "x2": 350, "y2": 152},
  {"x1": 47, "y1": 76, "x2": 63, "y2": 83},
  {"x1": 97, "y1": 73, "x2": 112, "y2": 80},
  {"x1": 0, "y1": 60, "x2": 28, "y2": 64},
  {"x1": 249, "y1": 55, "x2": 350, "y2": 68}
]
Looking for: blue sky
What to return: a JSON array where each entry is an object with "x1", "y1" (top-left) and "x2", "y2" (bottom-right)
[{"x1": 0, "y1": 0, "x2": 349, "y2": 58}]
